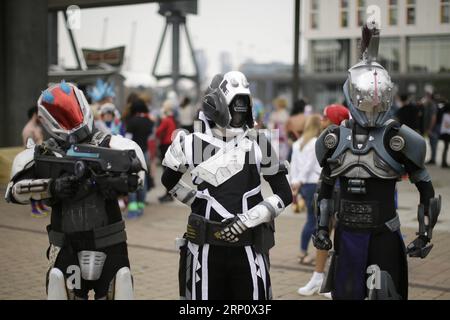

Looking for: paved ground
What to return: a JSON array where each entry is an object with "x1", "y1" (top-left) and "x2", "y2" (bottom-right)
[{"x1": 0, "y1": 162, "x2": 449, "y2": 300}]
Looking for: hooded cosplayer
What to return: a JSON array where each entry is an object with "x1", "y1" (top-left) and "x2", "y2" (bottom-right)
[
  {"x1": 313, "y1": 22, "x2": 441, "y2": 300},
  {"x1": 5, "y1": 82, "x2": 147, "y2": 299},
  {"x1": 161, "y1": 71, "x2": 292, "y2": 300}
]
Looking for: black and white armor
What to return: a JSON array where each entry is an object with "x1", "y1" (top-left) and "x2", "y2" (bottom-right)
[{"x1": 161, "y1": 71, "x2": 292, "y2": 300}]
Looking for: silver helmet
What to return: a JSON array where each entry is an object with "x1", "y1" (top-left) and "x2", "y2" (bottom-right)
[{"x1": 344, "y1": 21, "x2": 394, "y2": 127}]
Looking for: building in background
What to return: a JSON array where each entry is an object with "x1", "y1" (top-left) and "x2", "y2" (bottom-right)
[{"x1": 243, "y1": 0, "x2": 450, "y2": 110}]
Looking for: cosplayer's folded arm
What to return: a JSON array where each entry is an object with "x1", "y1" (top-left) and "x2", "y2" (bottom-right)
[
  {"x1": 161, "y1": 131, "x2": 196, "y2": 206},
  {"x1": 217, "y1": 134, "x2": 292, "y2": 243}
]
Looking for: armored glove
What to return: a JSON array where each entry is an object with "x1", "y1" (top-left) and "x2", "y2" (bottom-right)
[
  {"x1": 406, "y1": 235, "x2": 432, "y2": 258},
  {"x1": 312, "y1": 229, "x2": 332, "y2": 251},
  {"x1": 50, "y1": 175, "x2": 79, "y2": 199},
  {"x1": 95, "y1": 173, "x2": 138, "y2": 199},
  {"x1": 217, "y1": 195, "x2": 284, "y2": 243}
]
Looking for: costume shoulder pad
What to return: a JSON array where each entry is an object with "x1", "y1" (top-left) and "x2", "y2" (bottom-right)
[
  {"x1": 316, "y1": 124, "x2": 340, "y2": 166},
  {"x1": 10, "y1": 146, "x2": 35, "y2": 181},
  {"x1": 109, "y1": 135, "x2": 148, "y2": 172},
  {"x1": 390, "y1": 124, "x2": 426, "y2": 168}
]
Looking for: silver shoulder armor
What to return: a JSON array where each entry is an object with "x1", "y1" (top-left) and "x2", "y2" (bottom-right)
[
  {"x1": 316, "y1": 124, "x2": 339, "y2": 166},
  {"x1": 162, "y1": 130, "x2": 188, "y2": 173},
  {"x1": 109, "y1": 135, "x2": 148, "y2": 172},
  {"x1": 396, "y1": 125, "x2": 426, "y2": 168}
]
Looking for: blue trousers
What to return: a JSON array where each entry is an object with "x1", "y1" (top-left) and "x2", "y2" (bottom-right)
[{"x1": 300, "y1": 183, "x2": 318, "y2": 252}]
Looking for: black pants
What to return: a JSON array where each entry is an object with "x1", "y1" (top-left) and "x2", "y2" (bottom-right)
[
  {"x1": 179, "y1": 243, "x2": 272, "y2": 300},
  {"x1": 49, "y1": 242, "x2": 130, "y2": 299}
]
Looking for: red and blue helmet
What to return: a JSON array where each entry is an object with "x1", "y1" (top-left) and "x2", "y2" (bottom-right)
[{"x1": 37, "y1": 81, "x2": 94, "y2": 143}]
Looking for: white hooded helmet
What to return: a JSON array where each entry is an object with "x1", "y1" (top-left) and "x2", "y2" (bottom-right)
[{"x1": 202, "y1": 71, "x2": 254, "y2": 129}]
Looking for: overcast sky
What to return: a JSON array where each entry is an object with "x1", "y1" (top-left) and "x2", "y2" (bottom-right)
[{"x1": 58, "y1": 0, "x2": 301, "y2": 80}]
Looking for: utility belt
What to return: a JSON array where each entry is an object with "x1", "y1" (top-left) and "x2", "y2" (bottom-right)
[
  {"x1": 337, "y1": 200, "x2": 400, "y2": 232},
  {"x1": 186, "y1": 213, "x2": 254, "y2": 247},
  {"x1": 47, "y1": 220, "x2": 127, "y2": 250},
  {"x1": 185, "y1": 213, "x2": 275, "y2": 252}
]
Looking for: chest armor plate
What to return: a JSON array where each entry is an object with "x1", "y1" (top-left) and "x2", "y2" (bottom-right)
[{"x1": 329, "y1": 123, "x2": 405, "y2": 179}]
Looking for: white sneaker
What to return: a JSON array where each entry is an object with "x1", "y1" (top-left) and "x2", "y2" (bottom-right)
[{"x1": 297, "y1": 273, "x2": 324, "y2": 296}]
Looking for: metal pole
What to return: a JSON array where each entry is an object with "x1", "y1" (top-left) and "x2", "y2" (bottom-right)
[
  {"x1": 63, "y1": 10, "x2": 83, "y2": 70},
  {"x1": 171, "y1": 15, "x2": 181, "y2": 93},
  {"x1": 292, "y1": 0, "x2": 301, "y2": 106},
  {"x1": 183, "y1": 22, "x2": 201, "y2": 101},
  {"x1": 151, "y1": 22, "x2": 169, "y2": 77}
]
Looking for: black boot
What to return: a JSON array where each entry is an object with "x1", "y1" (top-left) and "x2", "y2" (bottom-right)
[{"x1": 158, "y1": 193, "x2": 173, "y2": 203}]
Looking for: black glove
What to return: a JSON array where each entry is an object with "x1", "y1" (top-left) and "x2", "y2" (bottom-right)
[
  {"x1": 95, "y1": 174, "x2": 138, "y2": 199},
  {"x1": 50, "y1": 175, "x2": 79, "y2": 199},
  {"x1": 312, "y1": 229, "x2": 332, "y2": 250},
  {"x1": 406, "y1": 235, "x2": 433, "y2": 258}
]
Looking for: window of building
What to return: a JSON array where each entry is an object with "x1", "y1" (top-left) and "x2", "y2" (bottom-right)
[
  {"x1": 340, "y1": 0, "x2": 349, "y2": 28},
  {"x1": 310, "y1": 0, "x2": 319, "y2": 29},
  {"x1": 357, "y1": 0, "x2": 366, "y2": 27},
  {"x1": 406, "y1": 0, "x2": 416, "y2": 25},
  {"x1": 408, "y1": 36, "x2": 450, "y2": 73},
  {"x1": 442, "y1": 0, "x2": 450, "y2": 23},
  {"x1": 312, "y1": 39, "x2": 350, "y2": 73},
  {"x1": 388, "y1": 0, "x2": 398, "y2": 26}
]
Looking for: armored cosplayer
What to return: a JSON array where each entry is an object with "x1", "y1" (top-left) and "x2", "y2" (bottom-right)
[
  {"x1": 161, "y1": 71, "x2": 292, "y2": 300},
  {"x1": 5, "y1": 82, "x2": 147, "y2": 299},
  {"x1": 313, "y1": 22, "x2": 441, "y2": 300}
]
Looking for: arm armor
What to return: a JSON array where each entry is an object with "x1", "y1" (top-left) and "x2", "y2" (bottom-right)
[
  {"x1": 316, "y1": 197, "x2": 334, "y2": 231},
  {"x1": 162, "y1": 131, "x2": 188, "y2": 173},
  {"x1": 7, "y1": 178, "x2": 52, "y2": 204},
  {"x1": 168, "y1": 180, "x2": 197, "y2": 206},
  {"x1": 418, "y1": 195, "x2": 441, "y2": 240},
  {"x1": 407, "y1": 195, "x2": 441, "y2": 258}
]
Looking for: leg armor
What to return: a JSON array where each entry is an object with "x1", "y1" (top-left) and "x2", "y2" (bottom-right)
[
  {"x1": 367, "y1": 266, "x2": 401, "y2": 300},
  {"x1": 47, "y1": 268, "x2": 68, "y2": 300},
  {"x1": 107, "y1": 267, "x2": 134, "y2": 300}
]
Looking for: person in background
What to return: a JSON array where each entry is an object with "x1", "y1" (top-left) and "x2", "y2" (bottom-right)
[
  {"x1": 156, "y1": 100, "x2": 177, "y2": 203},
  {"x1": 297, "y1": 104, "x2": 349, "y2": 299},
  {"x1": 178, "y1": 96, "x2": 195, "y2": 132},
  {"x1": 22, "y1": 106, "x2": 44, "y2": 146},
  {"x1": 87, "y1": 79, "x2": 117, "y2": 134},
  {"x1": 252, "y1": 97, "x2": 266, "y2": 129},
  {"x1": 395, "y1": 94, "x2": 420, "y2": 132},
  {"x1": 125, "y1": 99, "x2": 154, "y2": 218},
  {"x1": 286, "y1": 99, "x2": 306, "y2": 142},
  {"x1": 99, "y1": 103, "x2": 125, "y2": 136},
  {"x1": 438, "y1": 100, "x2": 450, "y2": 168},
  {"x1": 422, "y1": 91, "x2": 439, "y2": 165},
  {"x1": 290, "y1": 115, "x2": 322, "y2": 266},
  {"x1": 22, "y1": 106, "x2": 49, "y2": 217},
  {"x1": 268, "y1": 97, "x2": 290, "y2": 161}
]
